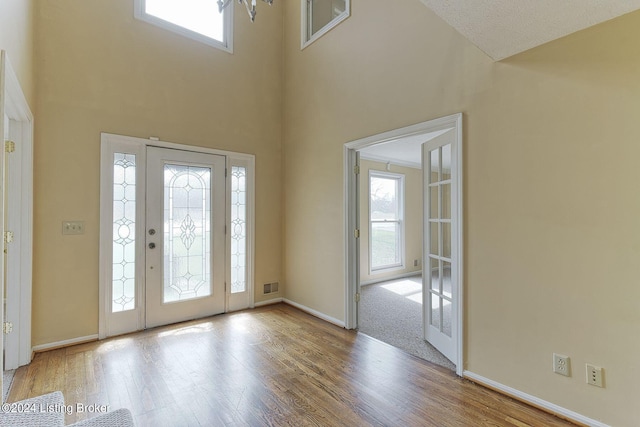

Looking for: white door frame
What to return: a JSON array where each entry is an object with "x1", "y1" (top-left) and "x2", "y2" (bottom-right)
[
  {"x1": 1, "y1": 51, "x2": 34, "y2": 371},
  {"x1": 343, "y1": 113, "x2": 463, "y2": 375},
  {"x1": 99, "y1": 133, "x2": 255, "y2": 339}
]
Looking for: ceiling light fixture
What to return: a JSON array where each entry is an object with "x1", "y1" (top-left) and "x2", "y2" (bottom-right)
[{"x1": 217, "y1": 0, "x2": 274, "y2": 23}]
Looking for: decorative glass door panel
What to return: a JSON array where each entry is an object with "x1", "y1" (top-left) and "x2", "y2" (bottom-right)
[
  {"x1": 163, "y1": 164, "x2": 212, "y2": 303},
  {"x1": 146, "y1": 147, "x2": 225, "y2": 328}
]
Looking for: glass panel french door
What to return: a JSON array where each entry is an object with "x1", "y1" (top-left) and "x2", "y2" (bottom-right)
[
  {"x1": 146, "y1": 147, "x2": 226, "y2": 328},
  {"x1": 423, "y1": 137, "x2": 458, "y2": 364}
]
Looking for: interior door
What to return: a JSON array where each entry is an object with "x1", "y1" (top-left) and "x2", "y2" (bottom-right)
[
  {"x1": 423, "y1": 136, "x2": 458, "y2": 364},
  {"x1": 145, "y1": 147, "x2": 226, "y2": 328}
]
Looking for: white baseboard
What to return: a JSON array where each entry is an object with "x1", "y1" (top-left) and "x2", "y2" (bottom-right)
[
  {"x1": 463, "y1": 371, "x2": 610, "y2": 427},
  {"x1": 360, "y1": 271, "x2": 421, "y2": 286},
  {"x1": 32, "y1": 334, "x2": 99, "y2": 353},
  {"x1": 254, "y1": 297, "x2": 283, "y2": 307},
  {"x1": 283, "y1": 299, "x2": 345, "y2": 328}
]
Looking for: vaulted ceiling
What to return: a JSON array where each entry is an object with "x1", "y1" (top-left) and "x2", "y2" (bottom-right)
[{"x1": 419, "y1": 0, "x2": 640, "y2": 60}]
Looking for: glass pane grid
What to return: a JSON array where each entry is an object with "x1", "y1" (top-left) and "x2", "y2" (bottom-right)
[
  {"x1": 112, "y1": 153, "x2": 137, "y2": 313},
  {"x1": 231, "y1": 166, "x2": 247, "y2": 294}
]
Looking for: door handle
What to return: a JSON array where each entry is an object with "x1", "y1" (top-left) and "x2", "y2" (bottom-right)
[{"x1": 148, "y1": 242, "x2": 156, "y2": 249}]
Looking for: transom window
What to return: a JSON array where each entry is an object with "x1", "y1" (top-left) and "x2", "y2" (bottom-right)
[
  {"x1": 369, "y1": 171, "x2": 404, "y2": 272},
  {"x1": 134, "y1": 0, "x2": 233, "y2": 52}
]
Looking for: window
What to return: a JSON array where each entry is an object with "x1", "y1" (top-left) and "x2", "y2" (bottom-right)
[
  {"x1": 369, "y1": 171, "x2": 404, "y2": 272},
  {"x1": 301, "y1": 0, "x2": 350, "y2": 48},
  {"x1": 134, "y1": 0, "x2": 233, "y2": 52}
]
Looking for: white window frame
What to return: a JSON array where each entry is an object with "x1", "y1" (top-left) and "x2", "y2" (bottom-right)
[
  {"x1": 99, "y1": 133, "x2": 255, "y2": 339},
  {"x1": 301, "y1": 0, "x2": 350, "y2": 49},
  {"x1": 134, "y1": 0, "x2": 234, "y2": 53},
  {"x1": 368, "y1": 170, "x2": 405, "y2": 273}
]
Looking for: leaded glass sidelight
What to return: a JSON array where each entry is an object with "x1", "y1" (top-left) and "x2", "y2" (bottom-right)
[
  {"x1": 163, "y1": 164, "x2": 212, "y2": 303},
  {"x1": 112, "y1": 153, "x2": 137, "y2": 312},
  {"x1": 231, "y1": 166, "x2": 247, "y2": 294}
]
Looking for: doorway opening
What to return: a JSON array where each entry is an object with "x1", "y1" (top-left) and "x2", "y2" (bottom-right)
[{"x1": 344, "y1": 113, "x2": 463, "y2": 375}]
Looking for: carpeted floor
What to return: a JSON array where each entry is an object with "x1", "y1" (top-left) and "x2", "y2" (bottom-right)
[{"x1": 358, "y1": 275, "x2": 455, "y2": 371}]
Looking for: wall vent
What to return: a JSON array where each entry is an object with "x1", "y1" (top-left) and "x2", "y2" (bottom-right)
[{"x1": 263, "y1": 282, "x2": 279, "y2": 294}]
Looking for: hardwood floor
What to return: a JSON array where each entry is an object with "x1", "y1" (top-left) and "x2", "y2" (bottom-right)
[{"x1": 9, "y1": 304, "x2": 575, "y2": 426}]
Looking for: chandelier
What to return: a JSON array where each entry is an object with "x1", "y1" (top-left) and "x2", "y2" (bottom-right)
[{"x1": 217, "y1": 0, "x2": 274, "y2": 22}]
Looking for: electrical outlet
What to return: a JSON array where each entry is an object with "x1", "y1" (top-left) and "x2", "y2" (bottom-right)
[
  {"x1": 553, "y1": 353, "x2": 571, "y2": 377},
  {"x1": 586, "y1": 364, "x2": 604, "y2": 388}
]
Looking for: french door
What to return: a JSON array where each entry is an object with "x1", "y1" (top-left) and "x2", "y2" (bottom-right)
[
  {"x1": 145, "y1": 147, "x2": 226, "y2": 328},
  {"x1": 423, "y1": 135, "x2": 459, "y2": 364}
]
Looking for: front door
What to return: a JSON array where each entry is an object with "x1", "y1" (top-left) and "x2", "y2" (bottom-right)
[{"x1": 145, "y1": 147, "x2": 226, "y2": 328}]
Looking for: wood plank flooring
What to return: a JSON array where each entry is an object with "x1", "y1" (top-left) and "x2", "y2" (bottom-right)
[{"x1": 9, "y1": 304, "x2": 576, "y2": 426}]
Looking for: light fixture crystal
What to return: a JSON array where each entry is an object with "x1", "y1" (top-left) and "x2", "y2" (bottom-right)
[{"x1": 217, "y1": 0, "x2": 274, "y2": 23}]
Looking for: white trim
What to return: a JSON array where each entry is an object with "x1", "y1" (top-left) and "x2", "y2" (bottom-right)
[
  {"x1": 301, "y1": 0, "x2": 350, "y2": 49},
  {"x1": 254, "y1": 297, "x2": 284, "y2": 307},
  {"x1": 343, "y1": 148, "x2": 358, "y2": 329},
  {"x1": 360, "y1": 271, "x2": 420, "y2": 287},
  {"x1": 134, "y1": 0, "x2": 234, "y2": 53},
  {"x1": 463, "y1": 371, "x2": 610, "y2": 427},
  {"x1": 1, "y1": 51, "x2": 34, "y2": 369},
  {"x1": 32, "y1": 335, "x2": 99, "y2": 353},
  {"x1": 344, "y1": 113, "x2": 463, "y2": 375},
  {"x1": 283, "y1": 299, "x2": 346, "y2": 328}
]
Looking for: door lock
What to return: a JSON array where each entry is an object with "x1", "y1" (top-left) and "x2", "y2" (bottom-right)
[
  {"x1": 148, "y1": 242, "x2": 156, "y2": 249},
  {"x1": 149, "y1": 229, "x2": 156, "y2": 235}
]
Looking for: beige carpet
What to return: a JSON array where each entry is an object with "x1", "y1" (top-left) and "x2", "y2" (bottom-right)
[{"x1": 358, "y1": 275, "x2": 455, "y2": 371}]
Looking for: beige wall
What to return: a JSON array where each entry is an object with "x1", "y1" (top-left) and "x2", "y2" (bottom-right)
[
  {"x1": 33, "y1": 0, "x2": 283, "y2": 345},
  {"x1": 283, "y1": 1, "x2": 640, "y2": 425},
  {"x1": 0, "y1": 0, "x2": 35, "y2": 106},
  {"x1": 359, "y1": 159, "x2": 421, "y2": 283}
]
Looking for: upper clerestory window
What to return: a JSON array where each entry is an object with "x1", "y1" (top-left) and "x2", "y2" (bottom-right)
[
  {"x1": 134, "y1": 0, "x2": 233, "y2": 53},
  {"x1": 301, "y1": 0, "x2": 350, "y2": 49}
]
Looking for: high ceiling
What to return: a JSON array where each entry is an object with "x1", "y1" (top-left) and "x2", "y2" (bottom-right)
[{"x1": 419, "y1": 0, "x2": 640, "y2": 60}]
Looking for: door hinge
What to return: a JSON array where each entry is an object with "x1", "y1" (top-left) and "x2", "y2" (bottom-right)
[
  {"x1": 353, "y1": 164, "x2": 360, "y2": 175},
  {"x1": 5, "y1": 140, "x2": 15, "y2": 153},
  {"x1": 355, "y1": 293, "x2": 361, "y2": 303},
  {"x1": 354, "y1": 229, "x2": 360, "y2": 239},
  {"x1": 3, "y1": 321, "x2": 13, "y2": 334},
  {"x1": 4, "y1": 231, "x2": 14, "y2": 244}
]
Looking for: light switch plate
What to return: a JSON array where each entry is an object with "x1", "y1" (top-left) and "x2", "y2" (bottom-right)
[{"x1": 62, "y1": 221, "x2": 85, "y2": 235}]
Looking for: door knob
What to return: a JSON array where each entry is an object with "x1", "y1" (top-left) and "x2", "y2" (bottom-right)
[
  {"x1": 149, "y1": 229, "x2": 156, "y2": 236},
  {"x1": 148, "y1": 242, "x2": 156, "y2": 249}
]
